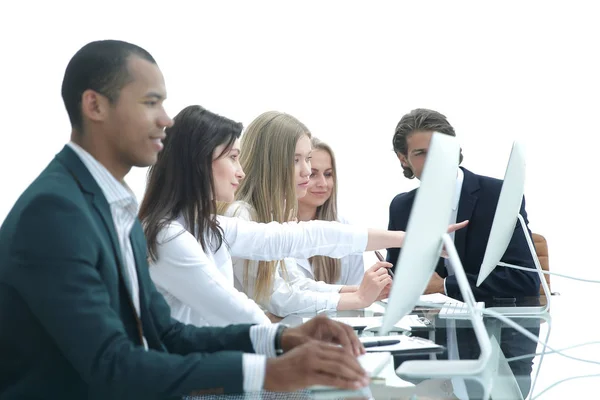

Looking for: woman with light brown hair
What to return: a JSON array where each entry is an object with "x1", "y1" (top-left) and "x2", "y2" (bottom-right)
[
  {"x1": 295, "y1": 137, "x2": 365, "y2": 286},
  {"x1": 224, "y1": 111, "x2": 394, "y2": 316}
]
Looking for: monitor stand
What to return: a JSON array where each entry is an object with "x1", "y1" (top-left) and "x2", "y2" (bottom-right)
[
  {"x1": 485, "y1": 311, "x2": 552, "y2": 400},
  {"x1": 492, "y1": 214, "x2": 552, "y2": 315},
  {"x1": 395, "y1": 233, "x2": 493, "y2": 400}
]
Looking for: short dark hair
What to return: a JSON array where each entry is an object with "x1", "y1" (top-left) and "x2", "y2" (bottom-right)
[
  {"x1": 393, "y1": 108, "x2": 463, "y2": 178},
  {"x1": 61, "y1": 40, "x2": 156, "y2": 131},
  {"x1": 139, "y1": 105, "x2": 243, "y2": 262}
]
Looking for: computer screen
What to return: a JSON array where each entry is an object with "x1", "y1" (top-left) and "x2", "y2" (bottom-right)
[
  {"x1": 476, "y1": 142, "x2": 526, "y2": 287},
  {"x1": 380, "y1": 132, "x2": 460, "y2": 334}
]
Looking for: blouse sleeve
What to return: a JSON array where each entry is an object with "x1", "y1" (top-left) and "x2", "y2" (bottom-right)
[
  {"x1": 150, "y1": 222, "x2": 271, "y2": 326},
  {"x1": 219, "y1": 202, "x2": 367, "y2": 261},
  {"x1": 266, "y1": 261, "x2": 341, "y2": 316},
  {"x1": 225, "y1": 203, "x2": 343, "y2": 316},
  {"x1": 340, "y1": 254, "x2": 366, "y2": 286}
]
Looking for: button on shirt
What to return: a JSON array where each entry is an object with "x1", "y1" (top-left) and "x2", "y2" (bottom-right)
[{"x1": 67, "y1": 142, "x2": 277, "y2": 391}]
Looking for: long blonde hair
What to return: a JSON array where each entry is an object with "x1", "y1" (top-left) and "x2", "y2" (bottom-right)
[
  {"x1": 234, "y1": 111, "x2": 312, "y2": 302},
  {"x1": 306, "y1": 137, "x2": 341, "y2": 284}
]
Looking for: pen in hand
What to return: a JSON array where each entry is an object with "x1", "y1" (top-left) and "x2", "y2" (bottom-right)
[{"x1": 374, "y1": 250, "x2": 394, "y2": 278}]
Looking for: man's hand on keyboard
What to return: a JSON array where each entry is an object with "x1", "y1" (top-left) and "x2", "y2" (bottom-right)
[
  {"x1": 281, "y1": 314, "x2": 365, "y2": 357},
  {"x1": 264, "y1": 341, "x2": 370, "y2": 392}
]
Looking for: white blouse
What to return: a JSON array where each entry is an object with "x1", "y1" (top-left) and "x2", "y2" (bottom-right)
[
  {"x1": 226, "y1": 202, "x2": 366, "y2": 316},
  {"x1": 294, "y1": 216, "x2": 365, "y2": 286},
  {"x1": 149, "y1": 214, "x2": 368, "y2": 327}
]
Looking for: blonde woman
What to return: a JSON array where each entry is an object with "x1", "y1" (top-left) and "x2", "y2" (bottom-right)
[
  {"x1": 296, "y1": 137, "x2": 365, "y2": 286},
  {"x1": 225, "y1": 111, "x2": 393, "y2": 316}
]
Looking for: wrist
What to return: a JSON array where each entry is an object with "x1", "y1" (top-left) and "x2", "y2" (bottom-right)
[
  {"x1": 264, "y1": 358, "x2": 280, "y2": 391},
  {"x1": 279, "y1": 326, "x2": 308, "y2": 353},
  {"x1": 337, "y1": 292, "x2": 367, "y2": 310},
  {"x1": 353, "y1": 291, "x2": 369, "y2": 308},
  {"x1": 397, "y1": 231, "x2": 405, "y2": 247},
  {"x1": 274, "y1": 325, "x2": 287, "y2": 355}
]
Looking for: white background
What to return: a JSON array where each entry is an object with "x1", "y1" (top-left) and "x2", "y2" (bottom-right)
[{"x1": 1, "y1": 1, "x2": 599, "y2": 398}]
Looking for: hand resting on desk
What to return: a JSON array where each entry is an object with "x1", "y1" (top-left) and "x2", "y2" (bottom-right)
[{"x1": 264, "y1": 315, "x2": 369, "y2": 391}]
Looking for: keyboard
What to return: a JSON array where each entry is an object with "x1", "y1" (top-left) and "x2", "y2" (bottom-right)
[
  {"x1": 308, "y1": 352, "x2": 391, "y2": 393},
  {"x1": 438, "y1": 301, "x2": 485, "y2": 319}
]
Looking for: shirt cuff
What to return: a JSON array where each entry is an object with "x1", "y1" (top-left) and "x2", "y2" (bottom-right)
[
  {"x1": 443, "y1": 278, "x2": 447, "y2": 295},
  {"x1": 355, "y1": 228, "x2": 369, "y2": 253},
  {"x1": 242, "y1": 353, "x2": 266, "y2": 392},
  {"x1": 312, "y1": 281, "x2": 344, "y2": 293},
  {"x1": 316, "y1": 291, "x2": 341, "y2": 312},
  {"x1": 249, "y1": 323, "x2": 279, "y2": 358},
  {"x1": 331, "y1": 284, "x2": 344, "y2": 293}
]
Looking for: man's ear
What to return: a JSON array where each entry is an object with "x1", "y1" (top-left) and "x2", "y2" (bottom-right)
[
  {"x1": 81, "y1": 89, "x2": 111, "y2": 123},
  {"x1": 396, "y1": 152, "x2": 409, "y2": 167}
]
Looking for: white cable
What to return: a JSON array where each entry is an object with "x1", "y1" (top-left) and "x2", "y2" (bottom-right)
[
  {"x1": 406, "y1": 303, "x2": 600, "y2": 365},
  {"x1": 407, "y1": 303, "x2": 600, "y2": 398},
  {"x1": 505, "y1": 340, "x2": 600, "y2": 363},
  {"x1": 480, "y1": 308, "x2": 600, "y2": 367},
  {"x1": 415, "y1": 304, "x2": 600, "y2": 394},
  {"x1": 529, "y1": 373, "x2": 600, "y2": 400},
  {"x1": 479, "y1": 308, "x2": 600, "y2": 400},
  {"x1": 410, "y1": 302, "x2": 600, "y2": 365},
  {"x1": 498, "y1": 261, "x2": 600, "y2": 284}
]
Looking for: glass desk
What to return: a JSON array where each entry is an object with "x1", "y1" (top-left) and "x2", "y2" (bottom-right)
[{"x1": 189, "y1": 295, "x2": 600, "y2": 399}]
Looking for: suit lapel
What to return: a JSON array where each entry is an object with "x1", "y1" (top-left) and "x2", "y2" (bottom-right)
[
  {"x1": 455, "y1": 168, "x2": 480, "y2": 262},
  {"x1": 90, "y1": 196, "x2": 136, "y2": 301},
  {"x1": 129, "y1": 222, "x2": 147, "y2": 305},
  {"x1": 130, "y1": 222, "x2": 151, "y2": 325},
  {"x1": 56, "y1": 146, "x2": 143, "y2": 342},
  {"x1": 130, "y1": 222, "x2": 166, "y2": 351}
]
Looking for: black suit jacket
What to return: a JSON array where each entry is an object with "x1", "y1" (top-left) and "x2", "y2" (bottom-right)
[
  {"x1": 0, "y1": 146, "x2": 256, "y2": 399},
  {"x1": 386, "y1": 167, "x2": 540, "y2": 300}
]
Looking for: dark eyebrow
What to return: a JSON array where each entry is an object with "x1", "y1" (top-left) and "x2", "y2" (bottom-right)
[{"x1": 145, "y1": 92, "x2": 165, "y2": 100}]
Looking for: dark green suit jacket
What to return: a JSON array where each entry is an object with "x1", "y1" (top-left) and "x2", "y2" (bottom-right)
[{"x1": 0, "y1": 146, "x2": 256, "y2": 399}]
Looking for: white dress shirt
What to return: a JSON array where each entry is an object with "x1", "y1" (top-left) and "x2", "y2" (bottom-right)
[
  {"x1": 151, "y1": 218, "x2": 271, "y2": 327},
  {"x1": 226, "y1": 202, "x2": 367, "y2": 315},
  {"x1": 294, "y1": 215, "x2": 365, "y2": 286},
  {"x1": 67, "y1": 142, "x2": 276, "y2": 392}
]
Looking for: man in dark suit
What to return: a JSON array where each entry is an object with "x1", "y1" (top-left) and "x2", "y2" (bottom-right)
[
  {"x1": 0, "y1": 40, "x2": 369, "y2": 399},
  {"x1": 386, "y1": 108, "x2": 540, "y2": 300}
]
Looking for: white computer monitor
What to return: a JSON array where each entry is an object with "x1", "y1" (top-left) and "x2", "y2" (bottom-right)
[
  {"x1": 477, "y1": 142, "x2": 526, "y2": 286},
  {"x1": 475, "y1": 142, "x2": 550, "y2": 313},
  {"x1": 380, "y1": 132, "x2": 493, "y2": 388},
  {"x1": 380, "y1": 132, "x2": 459, "y2": 335}
]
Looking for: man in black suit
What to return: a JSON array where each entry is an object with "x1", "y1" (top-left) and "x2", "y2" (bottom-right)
[
  {"x1": 386, "y1": 108, "x2": 540, "y2": 300},
  {"x1": 0, "y1": 40, "x2": 369, "y2": 399}
]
